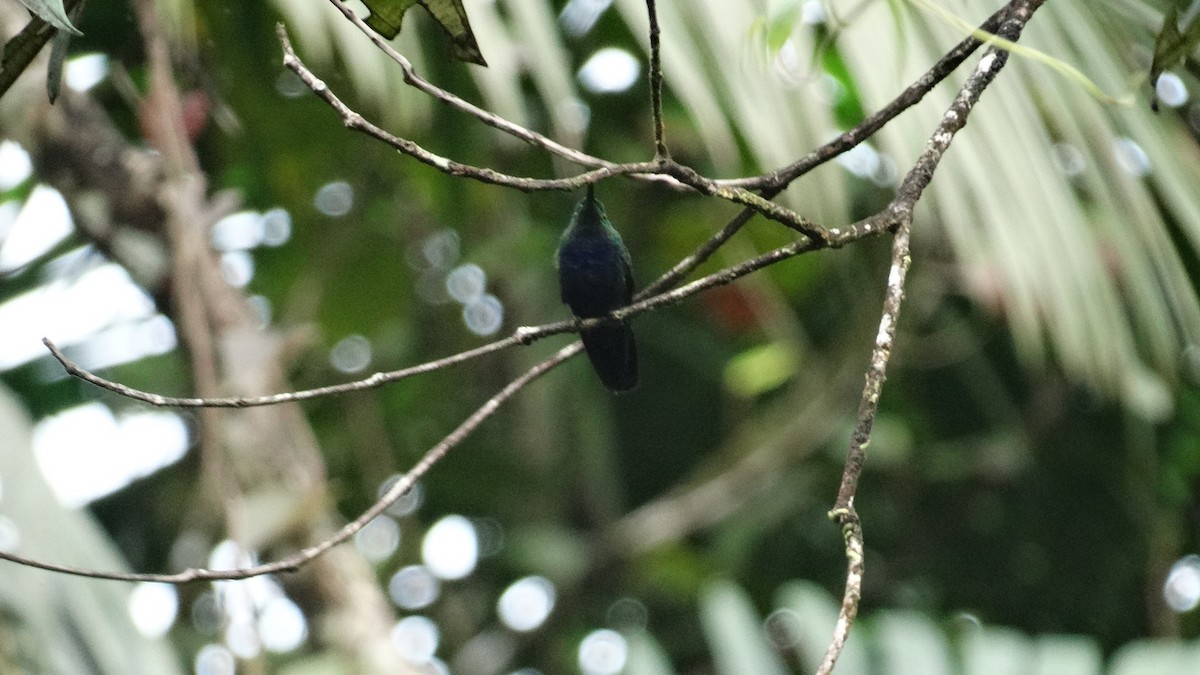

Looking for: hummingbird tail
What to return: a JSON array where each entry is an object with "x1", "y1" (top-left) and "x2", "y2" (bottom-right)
[{"x1": 581, "y1": 322, "x2": 638, "y2": 393}]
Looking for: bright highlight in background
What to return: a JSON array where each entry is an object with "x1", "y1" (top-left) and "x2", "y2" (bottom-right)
[
  {"x1": 578, "y1": 629, "x2": 628, "y2": 675},
  {"x1": 355, "y1": 515, "x2": 401, "y2": 562},
  {"x1": 32, "y1": 403, "x2": 188, "y2": 507},
  {"x1": 331, "y1": 334, "x2": 373, "y2": 373},
  {"x1": 0, "y1": 185, "x2": 72, "y2": 272},
  {"x1": 0, "y1": 140, "x2": 32, "y2": 189},
  {"x1": 559, "y1": 0, "x2": 613, "y2": 36},
  {"x1": 578, "y1": 48, "x2": 640, "y2": 94},
  {"x1": 0, "y1": 259, "x2": 170, "y2": 371},
  {"x1": 314, "y1": 181, "x2": 354, "y2": 217},
  {"x1": 194, "y1": 644, "x2": 236, "y2": 675},
  {"x1": 389, "y1": 565, "x2": 441, "y2": 609},
  {"x1": 498, "y1": 576, "x2": 556, "y2": 632},
  {"x1": 1155, "y1": 72, "x2": 1189, "y2": 108},
  {"x1": 391, "y1": 615, "x2": 439, "y2": 665},
  {"x1": 128, "y1": 582, "x2": 179, "y2": 638},
  {"x1": 64, "y1": 53, "x2": 109, "y2": 92},
  {"x1": 422, "y1": 515, "x2": 478, "y2": 580},
  {"x1": 258, "y1": 596, "x2": 308, "y2": 652},
  {"x1": 1164, "y1": 554, "x2": 1200, "y2": 612}
]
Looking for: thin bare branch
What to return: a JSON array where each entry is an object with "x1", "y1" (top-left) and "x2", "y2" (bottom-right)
[
  {"x1": 279, "y1": 24, "x2": 829, "y2": 238},
  {"x1": 320, "y1": 0, "x2": 688, "y2": 188},
  {"x1": 15, "y1": 0, "x2": 1046, "y2": 613},
  {"x1": 0, "y1": 343, "x2": 576, "y2": 583},
  {"x1": 42, "y1": 217, "x2": 861, "y2": 409},
  {"x1": 45, "y1": 1, "x2": 1018, "y2": 413},
  {"x1": 817, "y1": 2, "x2": 1046, "y2": 672},
  {"x1": 718, "y1": 0, "x2": 1019, "y2": 191},
  {"x1": 278, "y1": 25, "x2": 650, "y2": 192},
  {"x1": 645, "y1": 0, "x2": 667, "y2": 160}
]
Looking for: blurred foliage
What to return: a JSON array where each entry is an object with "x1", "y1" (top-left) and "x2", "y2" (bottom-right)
[{"x1": 1, "y1": 0, "x2": 1200, "y2": 673}]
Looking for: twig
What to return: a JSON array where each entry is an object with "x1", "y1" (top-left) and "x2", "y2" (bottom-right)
[
  {"x1": 277, "y1": 25, "x2": 648, "y2": 192},
  {"x1": 0, "y1": 343, "x2": 576, "y2": 583},
  {"x1": 647, "y1": 1, "x2": 1017, "y2": 292},
  {"x1": 279, "y1": 24, "x2": 828, "y2": 237},
  {"x1": 318, "y1": 0, "x2": 686, "y2": 183},
  {"x1": 816, "y1": 2, "x2": 1046, "y2": 673},
  {"x1": 41, "y1": 221, "x2": 853, "y2": 409},
  {"x1": 44, "y1": 0, "x2": 1018, "y2": 410},
  {"x1": 41, "y1": 0, "x2": 1014, "y2": 413},
  {"x1": 19, "y1": 0, "x2": 1037, "y2": 596},
  {"x1": 717, "y1": 0, "x2": 1018, "y2": 191},
  {"x1": 645, "y1": 0, "x2": 667, "y2": 160}
]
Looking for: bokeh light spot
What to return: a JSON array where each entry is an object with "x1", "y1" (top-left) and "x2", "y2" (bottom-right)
[
  {"x1": 763, "y1": 608, "x2": 801, "y2": 649},
  {"x1": 224, "y1": 619, "x2": 261, "y2": 659},
  {"x1": 605, "y1": 597, "x2": 647, "y2": 630},
  {"x1": 194, "y1": 644, "x2": 236, "y2": 675},
  {"x1": 391, "y1": 615, "x2": 439, "y2": 665},
  {"x1": 446, "y1": 263, "x2": 486, "y2": 303},
  {"x1": 463, "y1": 294, "x2": 504, "y2": 336},
  {"x1": 498, "y1": 576, "x2": 556, "y2": 632},
  {"x1": 314, "y1": 181, "x2": 354, "y2": 217},
  {"x1": 190, "y1": 591, "x2": 221, "y2": 636},
  {"x1": 1164, "y1": 554, "x2": 1200, "y2": 612},
  {"x1": 258, "y1": 596, "x2": 308, "y2": 653},
  {"x1": 578, "y1": 48, "x2": 640, "y2": 94},
  {"x1": 1052, "y1": 142, "x2": 1086, "y2": 178},
  {"x1": 276, "y1": 70, "x2": 307, "y2": 98},
  {"x1": 379, "y1": 476, "x2": 423, "y2": 517},
  {"x1": 354, "y1": 515, "x2": 401, "y2": 563},
  {"x1": 65, "y1": 53, "x2": 109, "y2": 92},
  {"x1": 0, "y1": 140, "x2": 32, "y2": 190},
  {"x1": 1114, "y1": 137, "x2": 1150, "y2": 177},
  {"x1": 578, "y1": 629, "x2": 627, "y2": 675},
  {"x1": 128, "y1": 582, "x2": 178, "y2": 638},
  {"x1": 422, "y1": 514, "x2": 478, "y2": 580},
  {"x1": 261, "y1": 208, "x2": 292, "y2": 246},
  {"x1": 420, "y1": 230, "x2": 461, "y2": 270},
  {"x1": 389, "y1": 565, "x2": 441, "y2": 610},
  {"x1": 220, "y1": 251, "x2": 254, "y2": 288},
  {"x1": 1156, "y1": 72, "x2": 1189, "y2": 108},
  {"x1": 33, "y1": 404, "x2": 188, "y2": 507},
  {"x1": 330, "y1": 334, "x2": 372, "y2": 374},
  {"x1": 211, "y1": 211, "x2": 264, "y2": 251}
]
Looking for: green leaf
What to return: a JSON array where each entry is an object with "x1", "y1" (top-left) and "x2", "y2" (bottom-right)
[
  {"x1": 17, "y1": 0, "x2": 81, "y2": 36},
  {"x1": 362, "y1": 0, "x2": 419, "y2": 38},
  {"x1": 360, "y1": 0, "x2": 487, "y2": 66},
  {"x1": 724, "y1": 342, "x2": 799, "y2": 398},
  {"x1": 1109, "y1": 639, "x2": 1200, "y2": 674},
  {"x1": 624, "y1": 630, "x2": 678, "y2": 675},
  {"x1": 1028, "y1": 635, "x2": 1103, "y2": 675},
  {"x1": 764, "y1": 0, "x2": 803, "y2": 55},
  {"x1": 873, "y1": 611, "x2": 954, "y2": 675},
  {"x1": 698, "y1": 579, "x2": 789, "y2": 675},
  {"x1": 959, "y1": 625, "x2": 1030, "y2": 675}
]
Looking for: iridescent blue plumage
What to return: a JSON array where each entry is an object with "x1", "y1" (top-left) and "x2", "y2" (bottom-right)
[{"x1": 556, "y1": 186, "x2": 637, "y2": 392}]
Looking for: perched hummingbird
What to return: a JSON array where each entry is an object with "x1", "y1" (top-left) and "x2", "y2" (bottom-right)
[{"x1": 556, "y1": 185, "x2": 638, "y2": 392}]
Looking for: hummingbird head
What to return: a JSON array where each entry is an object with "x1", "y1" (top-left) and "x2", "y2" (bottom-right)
[{"x1": 571, "y1": 184, "x2": 607, "y2": 230}]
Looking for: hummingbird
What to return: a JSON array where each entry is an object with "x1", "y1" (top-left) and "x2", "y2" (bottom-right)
[{"x1": 556, "y1": 185, "x2": 638, "y2": 392}]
